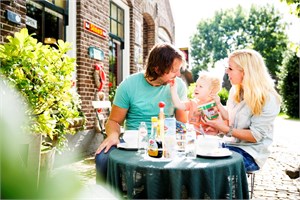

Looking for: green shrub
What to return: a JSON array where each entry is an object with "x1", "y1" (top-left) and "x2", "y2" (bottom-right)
[
  {"x1": 187, "y1": 83, "x2": 196, "y2": 99},
  {"x1": 277, "y1": 50, "x2": 299, "y2": 118},
  {"x1": 218, "y1": 87, "x2": 229, "y2": 105},
  {"x1": 0, "y1": 28, "x2": 85, "y2": 149}
]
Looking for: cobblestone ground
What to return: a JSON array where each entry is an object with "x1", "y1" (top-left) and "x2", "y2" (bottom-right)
[
  {"x1": 62, "y1": 116, "x2": 300, "y2": 199},
  {"x1": 252, "y1": 117, "x2": 300, "y2": 199}
]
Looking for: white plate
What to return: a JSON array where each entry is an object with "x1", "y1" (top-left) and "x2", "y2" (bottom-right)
[
  {"x1": 117, "y1": 143, "x2": 138, "y2": 150},
  {"x1": 197, "y1": 148, "x2": 232, "y2": 158}
]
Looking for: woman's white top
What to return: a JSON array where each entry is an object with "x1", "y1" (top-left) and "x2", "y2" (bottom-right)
[{"x1": 226, "y1": 87, "x2": 280, "y2": 168}]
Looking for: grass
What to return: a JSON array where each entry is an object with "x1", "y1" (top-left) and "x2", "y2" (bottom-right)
[{"x1": 278, "y1": 113, "x2": 300, "y2": 121}]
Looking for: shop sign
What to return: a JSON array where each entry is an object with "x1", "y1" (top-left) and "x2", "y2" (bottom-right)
[
  {"x1": 84, "y1": 21, "x2": 107, "y2": 39},
  {"x1": 26, "y1": 16, "x2": 37, "y2": 29}
]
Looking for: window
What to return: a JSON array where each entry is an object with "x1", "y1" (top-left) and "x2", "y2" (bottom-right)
[
  {"x1": 26, "y1": 0, "x2": 67, "y2": 45},
  {"x1": 110, "y1": 2, "x2": 124, "y2": 39},
  {"x1": 158, "y1": 27, "x2": 171, "y2": 43},
  {"x1": 109, "y1": 2, "x2": 125, "y2": 101}
]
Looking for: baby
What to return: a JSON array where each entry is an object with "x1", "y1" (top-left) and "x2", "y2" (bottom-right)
[{"x1": 170, "y1": 72, "x2": 226, "y2": 134}]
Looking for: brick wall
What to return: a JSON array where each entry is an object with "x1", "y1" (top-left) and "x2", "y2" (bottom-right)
[
  {"x1": 76, "y1": 0, "x2": 110, "y2": 130},
  {"x1": 75, "y1": 0, "x2": 175, "y2": 131},
  {"x1": 0, "y1": 0, "x2": 26, "y2": 44}
]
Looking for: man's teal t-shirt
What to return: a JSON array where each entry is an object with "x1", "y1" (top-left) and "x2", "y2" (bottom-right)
[{"x1": 113, "y1": 72, "x2": 187, "y2": 131}]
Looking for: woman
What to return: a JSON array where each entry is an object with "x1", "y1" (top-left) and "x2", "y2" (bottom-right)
[{"x1": 205, "y1": 49, "x2": 281, "y2": 172}]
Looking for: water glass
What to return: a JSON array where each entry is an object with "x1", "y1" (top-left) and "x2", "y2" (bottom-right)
[
  {"x1": 138, "y1": 122, "x2": 148, "y2": 154},
  {"x1": 185, "y1": 126, "x2": 197, "y2": 159}
]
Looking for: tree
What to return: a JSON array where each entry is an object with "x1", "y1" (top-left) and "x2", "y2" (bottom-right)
[
  {"x1": 280, "y1": 0, "x2": 300, "y2": 17},
  {"x1": 277, "y1": 49, "x2": 299, "y2": 118},
  {"x1": 190, "y1": 4, "x2": 288, "y2": 81}
]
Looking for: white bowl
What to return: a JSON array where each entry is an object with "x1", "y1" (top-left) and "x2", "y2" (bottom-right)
[{"x1": 122, "y1": 130, "x2": 139, "y2": 147}]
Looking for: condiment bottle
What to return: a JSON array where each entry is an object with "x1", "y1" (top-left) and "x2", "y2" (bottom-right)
[
  {"x1": 158, "y1": 101, "x2": 165, "y2": 156},
  {"x1": 148, "y1": 117, "x2": 163, "y2": 158}
]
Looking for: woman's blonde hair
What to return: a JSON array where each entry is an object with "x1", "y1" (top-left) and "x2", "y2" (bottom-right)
[
  {"x1": 228, "y1": 49, "x2": 281, "y2": 115},
  {"x1": 197, "y1": 72, "x2": 222, "y2": 95}
]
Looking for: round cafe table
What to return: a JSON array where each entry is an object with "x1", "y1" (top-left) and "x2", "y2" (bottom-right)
[{"x1": 107, "y1": 148, "x2": 249, "y2": 199}]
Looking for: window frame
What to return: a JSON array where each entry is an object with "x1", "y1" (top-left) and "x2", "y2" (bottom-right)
[
  {"x1": 110, "y1": 1, "x2": 124, "y2": 40},
  {"x1": 26, "y1": 0, "x2": 68, "y2": 44}
]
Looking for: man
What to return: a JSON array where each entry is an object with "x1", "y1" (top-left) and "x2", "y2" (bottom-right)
[{"x1": 95, "y1": 43, "x2": 188, "y2": 182}]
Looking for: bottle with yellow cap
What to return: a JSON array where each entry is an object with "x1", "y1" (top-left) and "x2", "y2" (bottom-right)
[{"x1": 148, "y1": 116, "x2": 163, "y2": 158}]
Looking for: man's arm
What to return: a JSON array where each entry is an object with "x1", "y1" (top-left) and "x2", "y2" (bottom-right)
[{"x1": 95, "y1": 104, "x2": 128, "y2": 154}]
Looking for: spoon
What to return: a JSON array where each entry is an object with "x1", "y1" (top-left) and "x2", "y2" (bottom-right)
[
  {"x1": 200, "y1": 124, "x2": 206, "y2": 137},
  {"x1": 194, "y1": 125, "x2": 205, "y2": 137}
]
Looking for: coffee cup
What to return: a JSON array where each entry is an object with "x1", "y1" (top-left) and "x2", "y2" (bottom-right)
[
  {"x1": 197, "y1": 135, "x2": 220, "y2": 154},
  {"x1": 122, "y1": 130, "x2": 139, "y2": 148}
]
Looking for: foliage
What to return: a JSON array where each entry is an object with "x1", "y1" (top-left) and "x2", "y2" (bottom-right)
[
  {"x1": 108, "y1": 72, "x2": 117, "y2": 102},
  {"x1": 218, "y1": 87, "x2": 229, "y2": 105},
  {"x1": 187, "y1": 83, "x2": 196, "y2": 99},
  {"x1": 0, "y1": 28, "x2": 85, "y2": 149},
  {"x1": 277, "y1": 49, "x2": 299, "y2": 118},
  {"x1": 280, "y1": 0, "x2": 300, "y2": 17},
  {"x1": 190, "y1": 4, "x2": 288, "y2": 81}
]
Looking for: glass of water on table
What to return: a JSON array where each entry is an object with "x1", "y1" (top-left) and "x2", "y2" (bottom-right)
[{"x1": 138, "y1": 122, "x2": 148, "y2": 154}]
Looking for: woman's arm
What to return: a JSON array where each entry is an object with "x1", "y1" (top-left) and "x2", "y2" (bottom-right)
[{"x1": 204, "y1": 115, "x2": 257, "y2": 142}]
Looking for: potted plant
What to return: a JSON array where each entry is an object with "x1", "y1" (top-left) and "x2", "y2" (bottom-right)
[{"x1": 0, "y1": 28, "x2": 85, "y2": 169}]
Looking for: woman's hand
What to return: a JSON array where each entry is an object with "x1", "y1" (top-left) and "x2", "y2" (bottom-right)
[
  {"x1": 202, "y1": 112, "x2": 228, "y2": 134},
  {"x1": 210, "y1": 94, "x2": 221, "y2": 104}
]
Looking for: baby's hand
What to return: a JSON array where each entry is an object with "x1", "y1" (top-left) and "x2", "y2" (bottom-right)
[{"x1": 168, "y1": 79, "x2": 175, "y2": 87}]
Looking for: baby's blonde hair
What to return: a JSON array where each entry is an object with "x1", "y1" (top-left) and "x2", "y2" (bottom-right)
[{"x1": 197, "y1": 72, "x2": 222, "y2": 94}]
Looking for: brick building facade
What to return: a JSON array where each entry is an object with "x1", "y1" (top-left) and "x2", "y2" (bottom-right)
[{"x1": 0, "y1": 0, "x2": 175, "y2": 158}]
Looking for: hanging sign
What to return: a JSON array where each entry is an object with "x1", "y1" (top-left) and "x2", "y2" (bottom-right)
[
  {"x1": 84, "y1": 21, "x2": 107, "y2": 39},
  {"x1": 88, "y1": 46, "x2": 104, "y2": 61}
]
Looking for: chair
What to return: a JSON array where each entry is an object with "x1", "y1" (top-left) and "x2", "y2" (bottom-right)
[
  {"x1": 247, "y1": 170, "x2": 258, "y2": 199},
  {"x1": 92, "y1": 100, "x2": 111, "y2": 138}
]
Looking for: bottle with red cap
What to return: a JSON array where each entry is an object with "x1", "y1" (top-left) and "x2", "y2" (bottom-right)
[{"x1": 158, "y1": 101, "x2": 165, "y2": 157}]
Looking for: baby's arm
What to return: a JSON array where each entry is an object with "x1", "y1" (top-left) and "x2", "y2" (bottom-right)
[
  {"x1": 213, "y1": 95, "x2": 228, "y2": 120},
  {"x1": 169, "y1": 80, "x2": 187, "y2": 110}
]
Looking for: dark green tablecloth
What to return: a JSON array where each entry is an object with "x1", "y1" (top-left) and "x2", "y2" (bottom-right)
[{"x1": 107, "y1": 149, "x2": 249, "y2": 199}]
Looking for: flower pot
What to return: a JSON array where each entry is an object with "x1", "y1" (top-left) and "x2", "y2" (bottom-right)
[{"x1": 40, "y1": 147, "x2": 56, "y2": 181}]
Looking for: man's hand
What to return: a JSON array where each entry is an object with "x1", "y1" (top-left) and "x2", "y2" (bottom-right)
[{"x1": 95, "y1": 132, "x2": 120, "y2": 154}]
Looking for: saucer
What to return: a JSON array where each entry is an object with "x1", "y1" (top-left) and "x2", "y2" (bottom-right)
[
  {"x1": 197, "y1": 148, "x2": 232, "y2": 158},
  {"x1": 117, "y1": 143, "x2": 138, "y2": 150}
]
